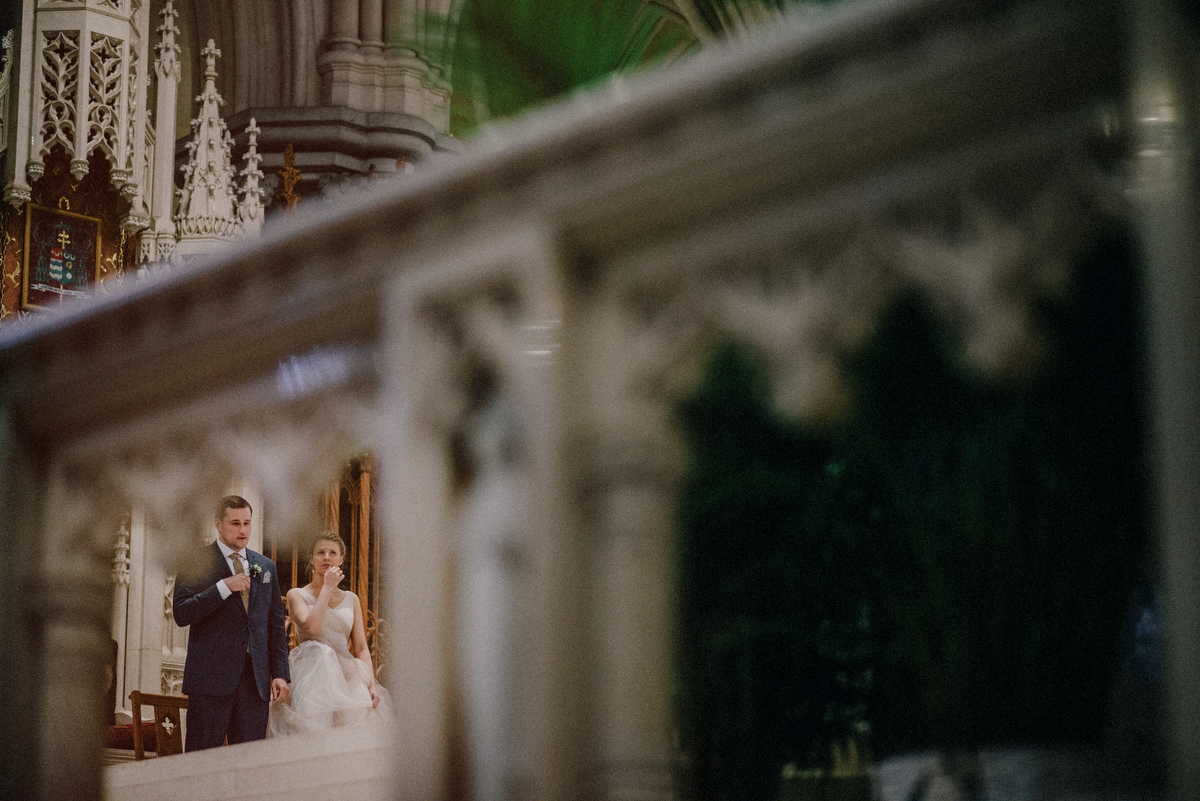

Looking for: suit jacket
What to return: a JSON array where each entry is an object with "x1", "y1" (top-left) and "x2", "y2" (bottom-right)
[{"x1": 172, "y1": 542, "x2": 290, "y2": 700}]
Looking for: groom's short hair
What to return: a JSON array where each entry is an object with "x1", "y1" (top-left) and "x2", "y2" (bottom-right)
[{"x1": 216, "y1": 495, "x2": 253, "y2": 520}]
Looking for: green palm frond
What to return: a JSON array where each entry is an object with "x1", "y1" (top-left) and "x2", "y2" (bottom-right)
[
  {"x1": 412, "y1": 0, "x2": 830, "y2": 137},
  {"x1": 688, "y1": 0, "x2": 826, "y2": 36},
  {"x1": 447, "y1": 0, "x2": 700, "y2": 134}
]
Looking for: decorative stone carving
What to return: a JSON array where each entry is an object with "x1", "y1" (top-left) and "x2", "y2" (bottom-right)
[
  {"x1": 882, "y1": 167, "x2": 1105, "y2": 380},
  {"x1": 86, "y1": 35, "x2": 126, "y2": 180},
  {"x1": 24, "y1": 0, "x2": 147, "y2": 194},
  {"x1": 588, "y1": 155, "x2": 1113, "y2": 434},
  {"x1": 174, "y1": 40, "x2": 266, "y2": 258},
  {"x1": 174, "y1": 41, "x2": 240, "y2": 242},
  {"x1": 154, "y1": 2, "x2": 179, "y2": 75},
  {"x1": 387, "y1": 230, "x2": 574, "y2": 800},
  {"x1": 404, "y1": 262, "x2": 549, "y2": 797},
  {"x1": 120, "y1": 212, "x2": 150, "y2": 233},
  {"x1": 238, "y1": 119, "x2": 265, "y2": 234},
  {"x1": 112, "y1": 520, "x2": 130, "y2": 586},
  {"x1": 0, "y1": 30, "x2": 12, "y2": 159},
  {"x1": 163, "y1": 573, "x2": 175, "y2": 620},
  {"x1": 119, "y1": 42, "x2": 140, "y2": 196},
  {"x1": 162, "y1": 571, "x2": 188, "y2": 657},
  {"x1": 2, "y1": 185, "x2": 30, "y2": 207},
  {"x1": 156, "y1": 238, "x2": 176, "y2": 263},
  {"x1": 403, "y1": 230, "x2": 562, "y2": 446},
  {"x1": 160, "y1": 663, "x2": 184, "y2": 696},
  {"x1": 34, "y1": 30, "x2": 81, "y2": 178},
  {"x1": 136, "y1": 0, "x2": 181, "y2": 269},
  {"x1": 54, "y1": 348, "x2": 380, "y2": 570},
  {"x1": 456, "y1": 383, "x2": 535, "y2": 801}
]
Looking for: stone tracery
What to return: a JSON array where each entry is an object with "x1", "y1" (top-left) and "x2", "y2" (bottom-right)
[{"x1": 36, "y1": 30, "x2": 81, "y2": 176}]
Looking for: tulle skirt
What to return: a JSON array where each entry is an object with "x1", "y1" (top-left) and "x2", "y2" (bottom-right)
[{"x1": 269, "y1": 640, "x2": 393, "y2": 737}]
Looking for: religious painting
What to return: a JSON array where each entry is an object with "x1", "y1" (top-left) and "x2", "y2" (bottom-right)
[{"x1": 22, "y1": 203, "x2": 102, "y2": 309}]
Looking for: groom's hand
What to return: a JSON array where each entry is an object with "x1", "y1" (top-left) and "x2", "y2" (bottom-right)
[
  {"x1": 270, "y1": 678, "x2": 290, "y2": 704},
  {"x1": 224, "y1": 574, "x2": 251, "y2": 592}
]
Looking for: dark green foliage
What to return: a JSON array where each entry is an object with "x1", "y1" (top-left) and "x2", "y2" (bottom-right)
[
  {"x1": 847, "y1": 231, "x2": 1148, "y2": 750},
  {"x1": 444, "y1": 0, "x2": 699, "y2": 136},
  {"x1": 689, "y1": 0, "x2": 841, "y2": 36},
  {"x1": 675, "y1": 231, "x2": 1149, "y2": 797},
  {"x1": 676, "y1": 345, "x2": 907, "y2": 800},
  {"x1": 435, "y1": 1, "x2": 824, "y2": 137}
]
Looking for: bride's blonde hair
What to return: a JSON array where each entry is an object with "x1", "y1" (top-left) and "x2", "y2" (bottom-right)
[{"x1": 306, "y1": 532, "x2": 348, "y2": 579}]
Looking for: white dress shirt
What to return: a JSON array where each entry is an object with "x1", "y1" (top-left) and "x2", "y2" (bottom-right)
[{"x1": 215, "y1": 539, "x2": 248, "y2": 600}]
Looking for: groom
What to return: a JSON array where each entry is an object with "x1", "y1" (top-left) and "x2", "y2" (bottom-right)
[{"x1": 173, "y1": 495, "x2": 290, "y2": 751}]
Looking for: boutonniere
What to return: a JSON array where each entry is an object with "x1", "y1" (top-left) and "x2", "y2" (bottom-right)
[{"x1": 249, "y1": 563, "x2": 263, "y2": 578}]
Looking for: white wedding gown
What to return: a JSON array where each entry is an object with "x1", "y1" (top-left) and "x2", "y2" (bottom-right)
[{"x1": 268, "y1": 588, "x2": 393, "y2": 737}]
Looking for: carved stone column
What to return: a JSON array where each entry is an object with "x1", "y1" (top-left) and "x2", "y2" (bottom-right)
[
  {"x1": 382, "y1": 0, "x2": 409, "y2": 52},
  {"x1": 34, "y1": 463, "x2": 121, "y2": 801},
  {"x1": 575, "y1": 438, "x2": 680, "y2": 800},
  {"x1": 110, "y1": 519, "x2": 130, "y2": 716},
  {"x1": 143, "y1": 1, "x2": 181, "y2": 265},
  {"x1": 328, "y1": 0, "x2": 362, "y2": 53},
  {"x1": 382, "y1": 226, "x2": 577, "y2": 800},
  {"x1": 361, "y1": 0, "x2": 384, "y2": 55},
  {"x1": 0, "y1": 399, "x2": 41, "y2": 799},
  {"x1": 321, "y1": 0, "x2": 368, "y2": 108},
  {"x1": 3, "y1": 8, "x2": 36, "y2": 206}
]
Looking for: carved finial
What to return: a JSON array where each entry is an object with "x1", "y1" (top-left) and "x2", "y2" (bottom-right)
[
  {"x1": 238, "y1": 118, "x2": 265, "y2": 234},
  {"x1": 154, "y1": 2, "x2": 180, "y2": 73},
  {"x1": 112, "y1": 520, "x2": 131, "y2": 587},
  {"x1": 1, "y1": 28, "x2": 12, "y2": 75},
  {"x1": 201, "y1": 39, "x2": 221, "y2": 78}
]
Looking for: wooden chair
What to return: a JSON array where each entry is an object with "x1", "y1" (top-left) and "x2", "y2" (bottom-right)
[
  {"x1": 129, "y1": 691, "x2": 187, "y2": 759},
  {"x1": 285, "y1": 593, "x2": 300, "y2": 649}
]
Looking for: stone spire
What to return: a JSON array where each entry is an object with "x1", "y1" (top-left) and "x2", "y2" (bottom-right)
[
  {"x1": 140, "y1": 0, "x2": 182, "y2": 266},
  {"x1": 144, "y1": 33, "x2": 264, "y2": 270},
  {"x1": 238, "y1": 118, "x2": 265, "y2": 234},
  {"x1": 175, "y1": 40, "x2": 238, "y2": 248}
]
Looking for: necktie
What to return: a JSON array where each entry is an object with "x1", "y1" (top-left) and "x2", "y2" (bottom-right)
[{"x1": 231, "y1": 552, "x2": 249, "y2": 611}]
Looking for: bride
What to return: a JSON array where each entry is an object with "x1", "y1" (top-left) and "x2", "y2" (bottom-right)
[{"x1": 269, "y1": 533, "x2": 393, "y2": 736}]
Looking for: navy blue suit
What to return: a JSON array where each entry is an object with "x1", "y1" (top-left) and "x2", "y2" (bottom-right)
[{"x1": 172, "y1": 542, "x2": 290, "y2": 750}]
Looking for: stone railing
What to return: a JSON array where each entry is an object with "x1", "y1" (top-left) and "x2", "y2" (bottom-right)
[{"x1": 0, "y1": 1, "x2": 1197, "y2": 800}]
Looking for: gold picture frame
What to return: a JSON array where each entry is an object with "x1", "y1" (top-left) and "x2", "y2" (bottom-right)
[{"x1": 22, "y1": 203, "x2": 102, "y2": 309}]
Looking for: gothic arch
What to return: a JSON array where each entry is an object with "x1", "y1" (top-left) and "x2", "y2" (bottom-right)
[
  {"x1": 144, "y1": 0, "x2": 456, "y2": 213},
  {"x1": 177, "y1": 0, "x2": 302, "y2": 112},
  {"x1": 175, "y1": 0, "x2": 457, "y2": 113}
]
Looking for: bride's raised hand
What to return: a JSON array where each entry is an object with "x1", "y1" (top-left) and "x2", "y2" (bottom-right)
[{"x1": 322, "y1": 566, "x2": 344, "y2": 591}]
